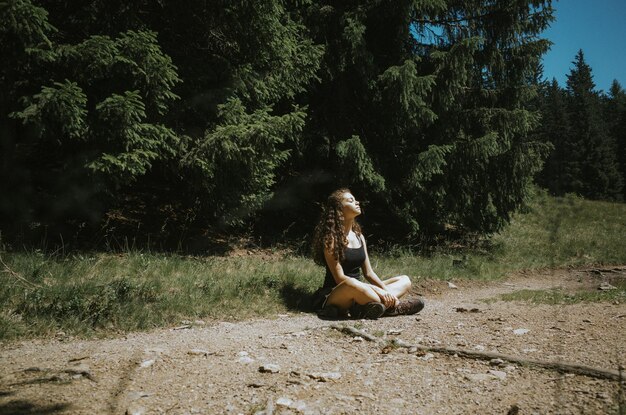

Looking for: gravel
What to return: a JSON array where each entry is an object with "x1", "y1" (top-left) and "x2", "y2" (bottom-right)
[{"x1": 1, "y1": 267, "x2": 624, "y2": 414}]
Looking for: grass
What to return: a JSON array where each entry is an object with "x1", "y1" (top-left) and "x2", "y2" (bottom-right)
[
  {"x1": 1, "y1": 190, "x2": 625, "y2": 341},
  {"x1": 492, "y1": 285, "x2": 626, "y2": 305}
]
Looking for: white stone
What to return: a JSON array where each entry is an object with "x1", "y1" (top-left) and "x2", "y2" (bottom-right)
[
  {"x1": 276, "y1": 397, "x2": 294, "y2": 407},
  {"x1": 489, "y1": 370, "x2": 507, "y2": 380},
  {"x1": 238, "y1": 356, "x2": 254, "y2": 364},
  {"x1": 419, "y1": 353, "x2": 435, "y2": 361},
  {"x1": 513, "y1": 328, "x2": 530, "y2": 335}
]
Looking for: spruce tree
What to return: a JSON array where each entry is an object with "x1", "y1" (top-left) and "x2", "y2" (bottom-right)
[
  {"x1": 536, "y1": 79, "x2": 570, "y2": 195},
  {"x1": 1, "y1": 0, "x2": 324, "y2": 245},
  {"x1": 278, "y1": 0, "x2": 554, "y2": 241},
  {"x1": 606, "y1": 80, "x2": 626, "y2": 200},
  {"x1": 565, "y1": 50, "x2": 622, "y2": 200},
  {"x1": 2, "y1": 0, "x2": 182, "y2": 241}
]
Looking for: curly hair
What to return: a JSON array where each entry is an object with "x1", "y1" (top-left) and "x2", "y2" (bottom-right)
[{"x1": 312, "y1": 188, "x2": 362, "y2": 266}]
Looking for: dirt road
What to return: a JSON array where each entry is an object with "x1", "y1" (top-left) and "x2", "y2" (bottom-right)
[{"x1": 1, "y1": 267, "x2": 625, "y2": 414}]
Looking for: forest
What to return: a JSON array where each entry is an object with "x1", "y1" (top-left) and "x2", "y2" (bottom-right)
[{"x1": 1, "y1": 0, "x2": 624, "y2": 252}]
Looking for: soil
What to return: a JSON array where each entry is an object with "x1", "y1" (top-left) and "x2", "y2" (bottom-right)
[{"x1": 1, "y1": 267, "x2": 625, "y2": 415}]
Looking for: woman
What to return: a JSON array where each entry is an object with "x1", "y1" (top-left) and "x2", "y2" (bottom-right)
[{"x1": 312, "y1": 188, "x2": 424, "y2": 319}]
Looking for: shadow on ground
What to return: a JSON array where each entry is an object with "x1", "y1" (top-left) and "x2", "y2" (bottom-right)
[
  {"x1": 279, "y1": 283, "x2": 324, "y2": 314},
  {"x1": 0, "y1": 400, "x2": 71, "y2": 415}
]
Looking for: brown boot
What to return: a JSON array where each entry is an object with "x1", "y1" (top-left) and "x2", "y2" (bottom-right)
[
  {"x1": 384, "y1": 297, "x2": 425, "y2": 316},
  {"x1": 350, "y1": 302, "x2": 386, "y2": 319}
]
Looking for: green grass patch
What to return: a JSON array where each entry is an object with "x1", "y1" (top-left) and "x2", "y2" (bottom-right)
[
  {"x1": 1, "y1": 190, "x2": 625, "y2": 340},
  {"x1": 493, "y1": 284, "x2": 626, "y2": 305},
  {"x1": 0, "y1": 252, "x2": 323, "y2": 340},
  {"x1": 370, "y1": 190, "x2": 626, "y2": 281}
]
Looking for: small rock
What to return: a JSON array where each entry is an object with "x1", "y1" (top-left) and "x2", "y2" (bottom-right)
[
  {"x1": 447, "y1": 282, "x2": 458, "y2": 289},
  {"x1": 513, "y1": 328, "x2": 530, "y2": 335},
  {"x1": 352, "y1": 336, "x2": 364, "y2": 342},
  {"x1": 504, "y1": 365, "x2": 517, "y2": 372},
  {"x1": 293, "y1": 401, "x2": 307, "y2": 411},
  {"x1": 419, "y1": 353, "x2": 435, "y2": 361},
  {"x1": 139, "y1": 359, "x2": 155, "y2": 368},
  {"x1": 238, "y1": 356, "x2": 254, "y2": 364},
  {"x1": 276, "y1": 397, "x2": 293, "y2": 407},
  {"x1": 259, "y1": 364, "x2": 280, "y2": 374},
  {"x1": 489, "y1": 370, "x2": 507, "y2": 380},
  {"x1": 125, "y1": 403, "x2": 146, "y2": 415},
  {"x1": 599, "y1": 282, "x2": 617, "y2": 290},
  {"x1": 308, "y1": 372, "x2": 342, "y2": 382},
  {"x1": 489, "y1": 358, "x2": 505, "y2": 367},
  {"x1": 238, "y1": 351, "x2": 249, "y2": 356},
  {"x1": 387, "y1": 329, "x2": 403, "y2": 335},
  {"x1": 194, "y1": 320, "x2": 206, "y2": 326},
  {"x1": 473, "y1": 345, "x2": 485, "y2": 351}
]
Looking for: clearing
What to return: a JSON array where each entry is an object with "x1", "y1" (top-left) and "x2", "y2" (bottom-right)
[{"x1": 1, "y1": 267, "x2": 625, "y2": 414}]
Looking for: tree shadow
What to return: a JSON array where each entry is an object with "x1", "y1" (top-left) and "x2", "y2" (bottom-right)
[{"x1": 0, "y1": 400, "x2": 71, "y2": 415}]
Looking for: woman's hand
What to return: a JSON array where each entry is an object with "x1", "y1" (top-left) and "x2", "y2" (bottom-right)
[{"x1": 375, "y1": 288, "x2": 398, "y2": 309}]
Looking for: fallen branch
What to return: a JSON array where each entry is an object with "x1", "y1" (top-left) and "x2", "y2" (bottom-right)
[{"x1": 331, "y1": 325, "x2": 623, "y2": 382}]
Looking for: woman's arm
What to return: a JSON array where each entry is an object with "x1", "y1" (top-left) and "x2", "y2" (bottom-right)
[
  {"x1": 324, "y1": 244, "x2": 352, "y2": 286},
  {"x1": 360, "y1": 235, "x2": 399, "y2": 308}
]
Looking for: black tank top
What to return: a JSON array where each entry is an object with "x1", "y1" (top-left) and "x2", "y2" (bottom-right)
[{"x1": 323, "y1": 241, "x2": 366, "y2": 288}]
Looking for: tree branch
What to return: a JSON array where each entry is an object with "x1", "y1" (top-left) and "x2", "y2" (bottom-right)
[{"x1": 331, "y1": 325, "x2": 623, "y2": 382}]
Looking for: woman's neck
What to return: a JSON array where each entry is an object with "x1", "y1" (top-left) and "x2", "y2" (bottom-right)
[{"x1": 343, "y1": 218, "x2": 354, "y2": 235}]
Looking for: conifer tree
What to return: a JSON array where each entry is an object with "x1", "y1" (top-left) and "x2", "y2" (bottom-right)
[
  {"x1": 1, "y1": 0, "x2": 324, "y2": 244},
  {"x1": 536, "y1": 79, "x2": 570, "y2": 195},
  {"x1": 1, "y1": 0, "x2": 182, "y2": 240},
  {"x1": 279, "y1": 0, "x2": 554, "y2": 240},
  {"x1": 564, "y1": 50, "x2": 622, "y2": 200},
  {"x1": 606, "y1": 80, "x2": 626, "y2": 200}
]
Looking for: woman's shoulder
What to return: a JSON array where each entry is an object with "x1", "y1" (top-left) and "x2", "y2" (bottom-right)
[{"x1": 358, "y1": 232, "x2": 367, "y2": 245}]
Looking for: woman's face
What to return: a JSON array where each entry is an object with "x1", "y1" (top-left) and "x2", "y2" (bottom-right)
[{"x1": 341, "y1": 192, "x2": 361, "y2": 219}]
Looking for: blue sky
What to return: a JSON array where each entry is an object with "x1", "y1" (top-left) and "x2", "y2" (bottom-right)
[{"x1": 541, "y1": 0, "x2": 626, "y2": 94}]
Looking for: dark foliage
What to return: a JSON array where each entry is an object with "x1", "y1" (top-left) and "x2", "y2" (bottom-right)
[{"x1": 1, "y1": 0, "x2": 559, "y2": 251}]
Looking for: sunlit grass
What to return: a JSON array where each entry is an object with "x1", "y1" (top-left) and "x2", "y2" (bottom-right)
[
  {"x1": 372, "y1": 190, "x2": 626, "y2": 282},
  {"x1": 492, "y1": 284, "x2": 626, "y2": 305},
  {"x1": 1, "y1": 190, "x2": 625, "y2": 340}
]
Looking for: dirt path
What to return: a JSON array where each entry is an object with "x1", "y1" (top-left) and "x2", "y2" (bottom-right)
[{"x1": 1, "y1": 267, "x2": 625, "y2": 415}]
